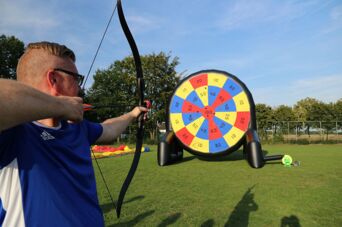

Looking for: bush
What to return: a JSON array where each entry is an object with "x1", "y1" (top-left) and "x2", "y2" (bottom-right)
[
  {"x1": 286, "y1": 139, "x2": 341, "y2": 145},
  {"x1": 320, "y1": 140, "x2": 341, "y2": 144},
  {"x1": 288, "y1": 139, "x2": 310, "y2": 145},
  {"x1": 272, "y1": 134, "x2": 285, "y2": 143},
  {"x1": 144, "y1": 137, "x2": 158, "y2": 145}
]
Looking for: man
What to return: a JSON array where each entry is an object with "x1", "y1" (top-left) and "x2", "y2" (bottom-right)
[{"x1": 0, "y1": 42, "x2": 147, "y2": 226}]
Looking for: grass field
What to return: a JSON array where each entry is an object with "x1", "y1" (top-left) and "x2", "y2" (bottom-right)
[{"x1": 94, "y1": 144, "x2": 342, "y2": 227}]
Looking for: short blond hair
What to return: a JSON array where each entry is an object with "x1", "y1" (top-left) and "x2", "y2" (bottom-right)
[
  {"x1": 17, "y1": 41, "x2": 76, "y2": 85},
  {"x1": 25, "y1": 41, "x2": 75, "y2": 62}
]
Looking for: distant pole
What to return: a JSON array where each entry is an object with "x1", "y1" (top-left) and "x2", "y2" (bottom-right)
[
  {"x1": 320, "y1": 121, "x2": 322, "y2": 141},
  {"x1": 287, "y1": 122, "x2": 290, "y2": 142}
]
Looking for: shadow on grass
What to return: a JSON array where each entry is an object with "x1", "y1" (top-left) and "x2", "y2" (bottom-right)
[
  {"x1": 281, "y1": 215, "x2": 301, "y2": 227},
  {"x1": 101, "y1": 195, "x2": 145, "y2": 214},
  {"x1": 196, "y1": 151, "x2": 245, "y2": 162},
  {"x1": 100, "y1": 202, "x2": 116, "y2": 214},
  {"x1": 171, "y1": 156, "x2": 197, "y2": 165},
  {"x1": 266, "y1": 161, "x2": 283, "y2": 165},
  {"x1": 108, "y1": 210, "x2": 155, "y2": 227},
  {"x1": 157, "y1": 212, "x2": 182, "y2": 227},
  {"x1": 201, "y1": 219, "x2": 215, "y2": 227},
  {"x1": 122, "y1": 195, "x2": 145, "y2": 205},
  {"x1": 225, "y1": 185, "x2": 258, "y2": 227},
  {"x1": 196, "y1": 149, "x2": 270, "y2": 162}
]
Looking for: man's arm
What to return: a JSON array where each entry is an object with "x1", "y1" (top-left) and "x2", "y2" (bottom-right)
[
  {"x1": 0, "y1": 79, "x2": 83, "y2": 131},
  {"x1": 97, "y1": 106, "x2": 147, "y2": 144}
]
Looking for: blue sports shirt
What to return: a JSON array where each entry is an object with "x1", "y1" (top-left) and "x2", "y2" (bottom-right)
[{"x1": 0, "y1": 120, "x2": 104, "y2": 227}]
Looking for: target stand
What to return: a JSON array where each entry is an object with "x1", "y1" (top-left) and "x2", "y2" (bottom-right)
[{"x1": 158, "y1": 70, "x2": 283, "y2": 168}]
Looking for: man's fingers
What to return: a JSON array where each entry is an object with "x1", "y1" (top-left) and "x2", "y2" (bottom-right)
[{"x1": 58, "y1": 96, "x2": 84, "y2": 122}]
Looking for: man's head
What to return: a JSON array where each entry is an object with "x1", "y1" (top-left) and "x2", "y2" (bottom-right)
[{"x1": 17, "y1": 41, "x2": 82, "y2": 96}]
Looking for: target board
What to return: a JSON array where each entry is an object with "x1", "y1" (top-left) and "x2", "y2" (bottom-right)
[{"x1": 169, "y1": 70, "x2": 252, "y2": 156}]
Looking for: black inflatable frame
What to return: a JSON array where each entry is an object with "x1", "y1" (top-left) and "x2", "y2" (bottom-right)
[{"x1": 158, "y1": 70, "x2": 283, "y2": 168}]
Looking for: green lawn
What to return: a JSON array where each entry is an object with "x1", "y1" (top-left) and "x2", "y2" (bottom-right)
[{"x1": 94, "y1": 144, "x2": 342, "y2": 226}]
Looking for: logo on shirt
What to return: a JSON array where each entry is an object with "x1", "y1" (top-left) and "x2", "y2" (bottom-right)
[{"x1": 40, "y1": 130, "x2": 55, "y2": 141}]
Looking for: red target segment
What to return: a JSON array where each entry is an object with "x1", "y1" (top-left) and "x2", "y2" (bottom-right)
[
  {"x1": 169, "y1": 70, "x2": 252, "y2": 155},
  {"x1": 211, "y1": 89, "x2": 232, "y2": 109},
  {"x1": 208, "y1": 119, "x2": 223, "y2": 140},
  {"x1": 234, "y1": 112, "x2": 250, "y2": 131},
  {"x1": 189, "y1": 73, "x2": 208, "y2": 89},
  {"x1": 182, "y1": 100, "x2": 202, "y2": 113},
  {"x1": 175, "y1": 127, "x2": 195, "y2": 146}
]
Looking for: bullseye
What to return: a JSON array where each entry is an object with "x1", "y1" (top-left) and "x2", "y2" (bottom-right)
[{"x1": 202, "y1": 106, "x2": 215, "y2": 119}]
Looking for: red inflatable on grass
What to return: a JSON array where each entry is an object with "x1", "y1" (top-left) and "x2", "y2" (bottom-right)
[{"x1": 92, "y1": 144, "x2": 126, "y2": 153}]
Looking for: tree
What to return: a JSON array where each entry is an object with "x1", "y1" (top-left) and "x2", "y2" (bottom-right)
[
  {"x1": 334, "y1": 99, "x2": 342, "y2": 135},
  {"x1": 293, "y1": 97, "x2": 320, "y2": 121},
  {"x1": 293, "y1": 98, "x2": 321, "y2": 136},
  {"x1": 320, "y1": 102, "x2": 336, "y2": 139},
  {"x1": 255, "y1": 103, "x2": 274, "y2": 140},
  {"x1": 273, "y1": 105, "x2": 295, "y2": 122},
  {"x1": 0, "y1": 35, "x2": 25, "y2": 79},
  {"x1": 273, "y1": 105, "x2": 296, "y2": 135},
  {"x1": 85, "y1": 52, "x2": 180, "y2": 142},
  {"x1": 334, "y1": 98, "x2": 342, "y2": 121}
]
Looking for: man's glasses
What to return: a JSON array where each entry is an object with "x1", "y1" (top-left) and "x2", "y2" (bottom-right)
[{"x1": 54, "y1": 68, "x2": 84, "y2": 86}]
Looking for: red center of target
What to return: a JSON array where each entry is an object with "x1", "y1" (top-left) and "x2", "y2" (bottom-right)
[{"x1": 201, "y1": 106, "x2": 215, "y2": 120}]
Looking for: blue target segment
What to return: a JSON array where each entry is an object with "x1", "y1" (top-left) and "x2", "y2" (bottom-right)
[
  {"x1": 182, "y1": 112, "x2": 202, "y2": 126},
  {"x1": 186, "y1": 91, "x2": 205, "y2": 108},
  {"x1": 208, "y1": 86, "x2": 221, "y2": 106},
  {"x1": 215, "y1": 99, "x2": 236, "y2": 112},
  {"x1": 170, "y1": 96, "x2": 185, "y2": 113},
  {"x1": 210, "y1": 138, "x2": 229, "y2": 153},
  {"x1": 196, "y1": 119, "x2": 209, "y2": 139},
  {"x1": 223, "y1": 79, "x2": 242, "y2": 97},
  {"x1": 213, "y1": 117, "x2": 232, "y2": 135}
]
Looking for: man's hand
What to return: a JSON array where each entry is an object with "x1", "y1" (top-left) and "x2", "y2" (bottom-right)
[
  {"x1": 58, "y1": 96, "x2": 84, "y2": 123},
  {"x1": 129, "y1": 106, "x2": 149, "y2": 120}
]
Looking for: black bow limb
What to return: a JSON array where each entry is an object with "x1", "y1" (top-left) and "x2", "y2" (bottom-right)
[{"x1": 115, "y1": 0, "x2": 145, "y2": 218}]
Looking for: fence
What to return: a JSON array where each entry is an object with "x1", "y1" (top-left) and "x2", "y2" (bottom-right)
[{"x1": 257, "y1": 121, "x2": 342, "y2": 144}]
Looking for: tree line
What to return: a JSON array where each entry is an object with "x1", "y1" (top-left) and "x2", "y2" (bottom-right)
[{"x1": 256, "y1": 99, "x2": 342, "y2": 142}]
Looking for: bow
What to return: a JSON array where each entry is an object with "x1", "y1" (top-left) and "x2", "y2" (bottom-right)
[
  {"x1": 83, "y1": 0, "x2": 145, "y2": 218},
  {"x1": 115, "y1": 0, "x2": 145, "y2": 218}
]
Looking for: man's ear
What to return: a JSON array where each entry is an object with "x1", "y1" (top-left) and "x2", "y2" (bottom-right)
[
  {"x1": 46, "y1": 70, "x2": 58, "y2": 95},
  {"x1": 47, "y1": 70, "x2": 57, "y2": 86}
]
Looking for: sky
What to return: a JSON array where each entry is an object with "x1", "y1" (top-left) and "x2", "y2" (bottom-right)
[{"x1": 1, "y1": 0, "x2": 341, "y2": 107}]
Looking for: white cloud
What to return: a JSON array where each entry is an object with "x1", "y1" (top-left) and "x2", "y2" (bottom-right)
[
  {"x1": 291, "y1": 75, "x2": 342, "y2": 101},
  {"x1": 125, "y1": 13, "x2": 162, "y2": 34},
  {"x1": 216, "y1": 0, "x2": 329, "y2": 31},
  {"x1": 331, "y1": 4, "x2": 342, "y2": 20},
  {"x1": 321, "y1": 4, "x2": 342, "y2": 34},
  {"x1": 253, "y1": 74, "x2": 342, "y2": 106},
  {"x1": 0, "y1": 1, "x2": 61, "y2": 36}
]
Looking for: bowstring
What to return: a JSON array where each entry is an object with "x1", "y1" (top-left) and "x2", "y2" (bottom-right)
[
  {"x1": 82, "y1": 4, "x2": 118, "y2": 90},
  {"x1": 86, "y1": 2, "x2": 118, "y2": 214}
]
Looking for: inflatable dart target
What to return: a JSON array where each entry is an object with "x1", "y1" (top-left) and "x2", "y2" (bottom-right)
[{"x1": 158, "y1": 70, "x2": 283, "y2": 168}]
